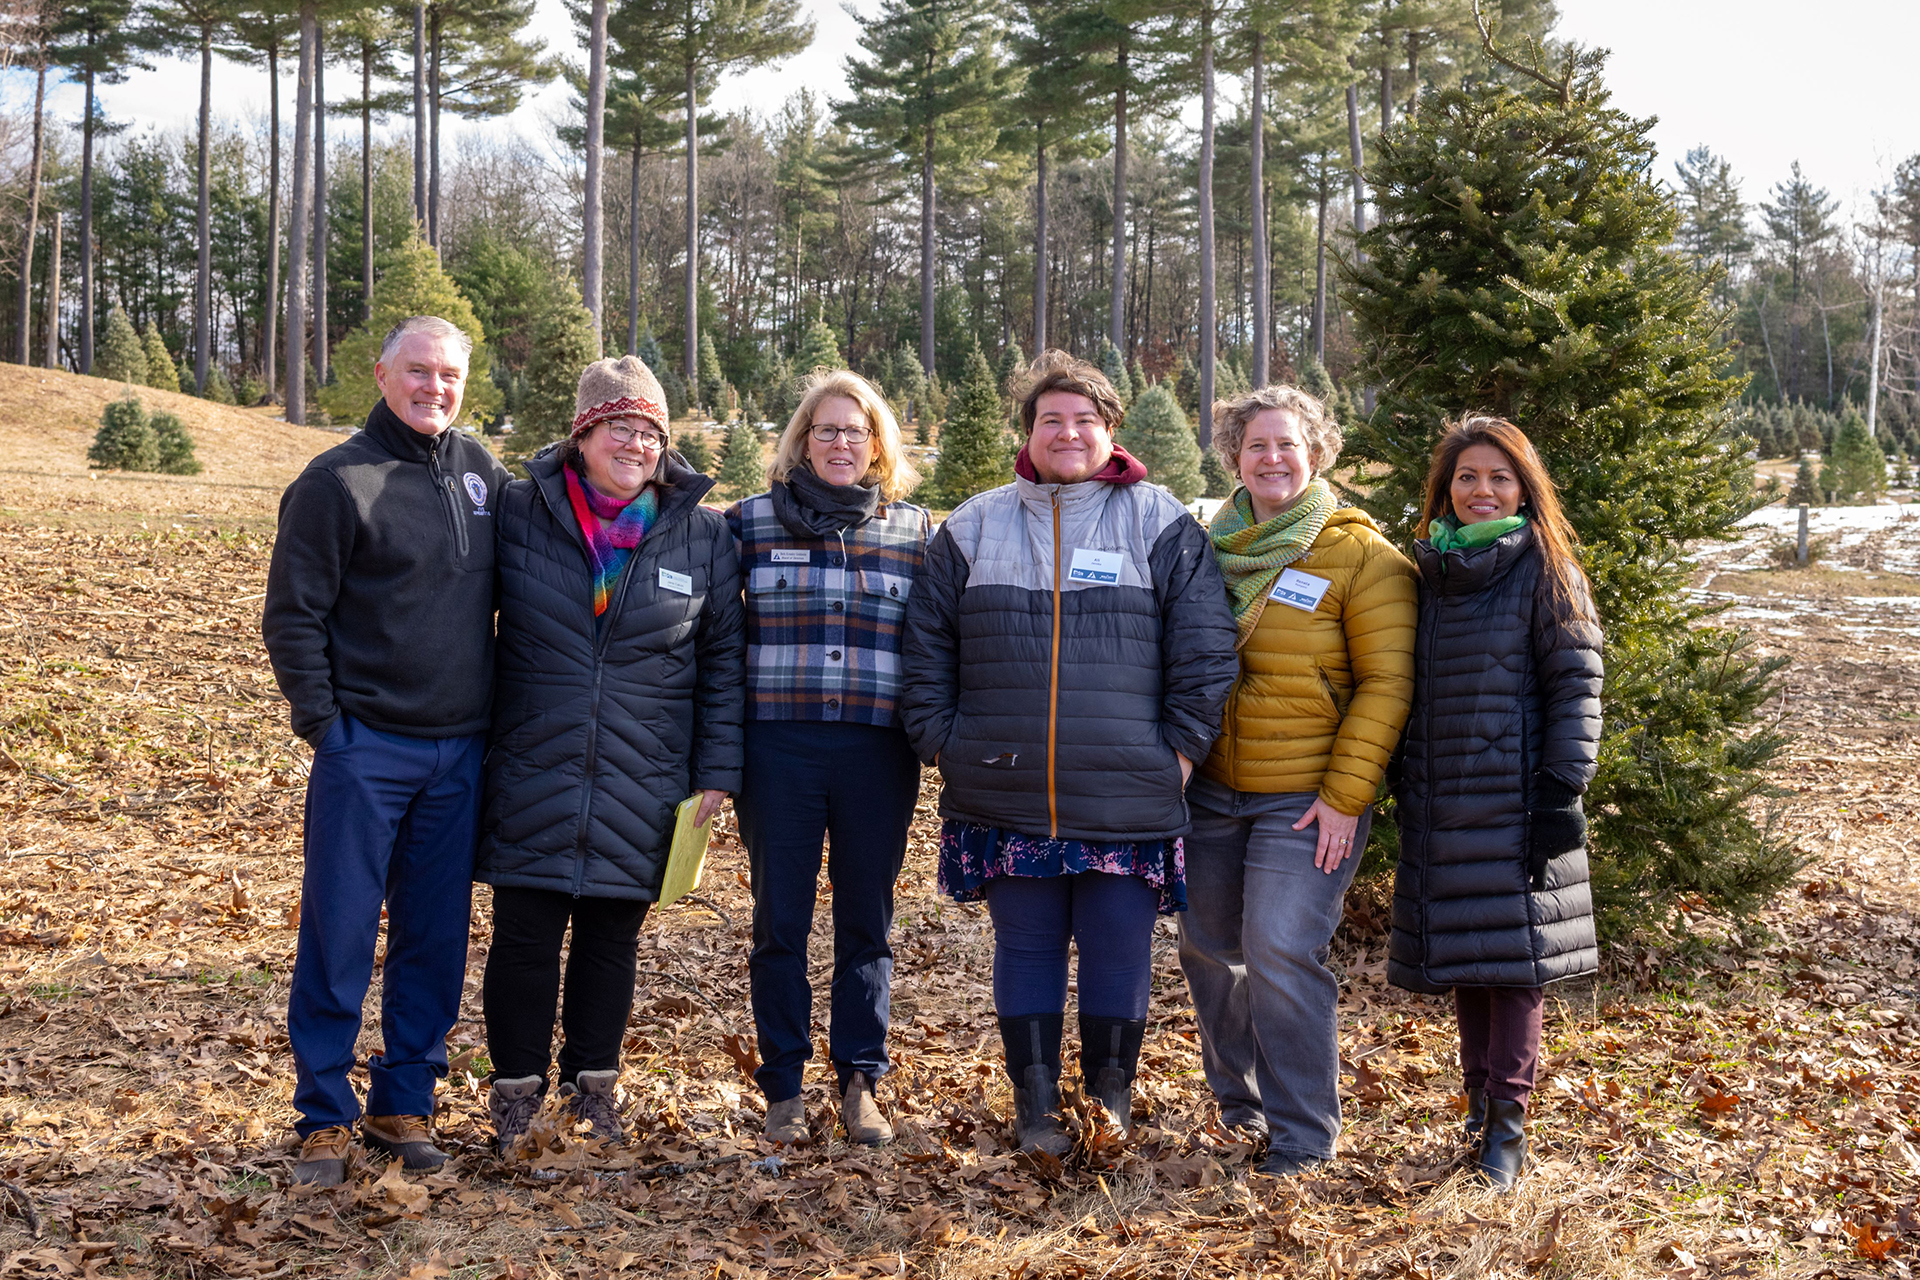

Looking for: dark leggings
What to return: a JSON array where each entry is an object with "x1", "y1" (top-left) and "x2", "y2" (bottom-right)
[
  {"x1": 983, "y1": 872, "x2": 1161, "y2": 1019},
  {"x1": 1455, "y1": 985, "x2": 1545, "y2": 1104},
  {"x1": 483, "y1": 886, "x2": 649, "y2": 1087}
]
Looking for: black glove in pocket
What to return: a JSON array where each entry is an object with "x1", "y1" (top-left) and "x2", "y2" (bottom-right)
[{"x1": 1526, "y1": 772, "x2": 1586, "y2": 889}]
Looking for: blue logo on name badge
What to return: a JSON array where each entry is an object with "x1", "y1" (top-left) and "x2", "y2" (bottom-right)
[{"x1": 463, "y1": 473, "x2": 488, "y2": 507}]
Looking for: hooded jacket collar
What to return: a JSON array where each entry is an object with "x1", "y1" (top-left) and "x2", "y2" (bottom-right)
[
  {"x1": 1414, "y1": 519, "x2": 1536, "y2": 596},
  {"x1": 524, "y1": 444, "x2": 715, "y2": 553},
  {"x1": 363, "y1": 397, "x2": 448, "y2": 462},
  {"x1": 1013, "y1": 441, "x2": 1148, "y2": 487}
]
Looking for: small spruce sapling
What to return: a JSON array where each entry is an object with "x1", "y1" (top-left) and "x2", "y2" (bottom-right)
[
  {"x1": 715, "y1": 418, "x2": 767, "y2": 498},
  {"x1": 95, "y1": 308, "x2": 148, "y2": 385},
  {"x1": 150, "y1": 410, "x2": 202, "y2": 475},
  {"x1": 142, "y1": 327, "x2": 179, "y2": 392},
  {"x1": 1117, "y1": 383, "x2": 1203, "y2": 502},
  {"x1": 89, "y1": 394, "x2": 158, "y2": 471}
]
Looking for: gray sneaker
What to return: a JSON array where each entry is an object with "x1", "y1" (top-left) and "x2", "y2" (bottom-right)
[
  {"x1": 488, "y1": 1075, "x2": 545, "y2": 1152},
  {"x1": 558, "y1": 1069, "x2": 624, "y2": 1142}
]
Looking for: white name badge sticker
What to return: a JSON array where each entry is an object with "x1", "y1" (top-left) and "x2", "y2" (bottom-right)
[
  {"x1": 1067, "y1": 547, "x2": 1124, "y2": 584},
  {"x1": 1269, "y1": 568, "x2": 1332, "y2": 612},
  {"x1": 659, "y1": 567, "x2": 694, "y2": 595},
  {"x1": 770, "y1": 549, "x2": 810, "y2": 564}
]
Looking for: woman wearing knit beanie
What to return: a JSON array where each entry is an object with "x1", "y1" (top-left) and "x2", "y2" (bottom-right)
[
  {"x1": 725, "y1": 368, "x2": 929, "y2": 1148},
  {"x1": 476, "y1": 355, "x2": 745, "y2": 1153},
  {"x1": 1177, "y1": 385, "x2": 1415, "y2": 1177}
]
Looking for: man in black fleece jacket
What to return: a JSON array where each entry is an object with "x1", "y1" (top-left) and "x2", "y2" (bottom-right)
[{"x1": 263, "y1": 315, "x2": 510, "y2": 1185}]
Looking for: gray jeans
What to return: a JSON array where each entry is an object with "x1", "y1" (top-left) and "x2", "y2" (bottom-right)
[{"x1": 1177, "y1": 777, "x2": 1369, "y2": 1161}]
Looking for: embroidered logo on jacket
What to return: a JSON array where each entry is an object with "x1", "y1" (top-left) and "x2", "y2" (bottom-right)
[{"x1": 462, "y1": 473, "x2": 488, "y2": 507}]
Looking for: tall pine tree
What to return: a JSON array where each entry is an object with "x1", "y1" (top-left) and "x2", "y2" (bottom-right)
[{"x1": 1341, "y1": 54, "x2": 1795, "y2": 929}]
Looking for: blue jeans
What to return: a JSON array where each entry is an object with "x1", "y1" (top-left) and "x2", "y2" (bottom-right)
[
  {"x1": 1177, "y1": 778, "x2": 1369, "y2": 1161},
  {"x1": 983, "y1": 871, "x2": 1161, "y2": 1019},
  {"x1": 288, "y1": 715, "x2": 482, "y2": 1135},
  {"x1": 737, "y1": 720, "x2": 920, "y2": 1102}
]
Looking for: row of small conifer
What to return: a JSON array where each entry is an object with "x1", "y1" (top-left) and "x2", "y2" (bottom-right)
[{"x1": 88, "y1": 394, "x2": 201, "y2": 476}]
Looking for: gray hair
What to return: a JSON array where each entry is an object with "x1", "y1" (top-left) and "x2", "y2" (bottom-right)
[
  {"x1": 1210, "y1": 384, "x2": 1344, "y2": 475},
  {"x1": 379, "y1": 315, "x2": 473, "y2": 366}
]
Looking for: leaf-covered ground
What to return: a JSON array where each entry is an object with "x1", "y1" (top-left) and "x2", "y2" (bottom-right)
[{"x1": 2, "y1": 505, "x2": 1918, "y2": 1279}]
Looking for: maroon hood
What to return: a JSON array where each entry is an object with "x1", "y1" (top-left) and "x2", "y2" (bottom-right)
[{"x1": 1014, "y1": 441, "x2": 1149, "y2": 486}]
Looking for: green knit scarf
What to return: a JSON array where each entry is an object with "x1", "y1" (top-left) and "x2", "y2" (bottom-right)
[
  {"x1": 1427, "y1": 512, "x2": 1526, "y2": 555},
  {"x1": 1208, "y1": 479, "x2": 1339, "y2": 648}
]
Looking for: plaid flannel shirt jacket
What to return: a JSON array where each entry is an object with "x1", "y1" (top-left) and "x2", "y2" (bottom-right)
[{"x1": 725, "y1": 491, "x2": 931, "y2": 727}]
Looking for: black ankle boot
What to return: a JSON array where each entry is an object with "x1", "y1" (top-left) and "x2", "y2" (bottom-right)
[
  {"x1": 1464, "y1": 1087, "x2": 1487, "y2": 1149},
  {"x1": 1476, "y1": 1096, "x2": 1527, "y2": 1191},
  {"x1": 999, "y1": 1014, "x2": 1070, "y2": 1157},
  {"x1": 1078, "y1": 1016, "x2": 1146, "y2": 1139}
]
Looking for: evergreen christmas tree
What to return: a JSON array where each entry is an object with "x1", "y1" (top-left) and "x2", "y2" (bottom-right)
[
  {"x1": 203, "y1": 368, "x2": 236, "y2": 405},
  {"x1": 792, "y1": 308, "x2": 842, "y2": 375},
  {"x1": 928, "y1": 345, "x2": 1012, "y2": 508},
  {"x1": 890, "y1": 345, "x2": 929, "y2": 436},
  {"x1": 715, "y1": 418, "x2": 767, "y2": 498},
  {"x1": 697, "y1": 331, "x2": 727, "y2": 416},
  {"x1": 88, "y1": 394, "x2": 157, "y2": 471},
  {"x1": 142, "y1": 326, "x2": 179, "y2": 392},
  {"x1": 1300, "y1": 358, "x2": 1336, "y2": 403},
  {"x1": 1129, "y1": 359, "x2": 1151, "y2": 400},
  {"x1": 1820, "y1": 410, "x2": 1884, "y2": 504},
  {"x1": 1171, "y1": 353, "x2": 1199, "y2": 420},
  {"x1": 95, "y1": 308, "x2": 148, "y2": 385},
  {"x1": 1201, "y1": 449, "x2": 1235, "y2": 498},
  {"x1": 996, "y1": 337, "x2": 1027, "y2": 398},
  {"x1": 1894, "y1": 450, "x2": 1914, "y2": 490},
  {"x1": 149, "y1": 410, "x2": 202, "y2": 475},
  {"x1": 1787, "y1": 455, "x2": 1820, "y2": 506},
  {"x1": 513, "y1": 285, "x2": 603, "y2": 457},
  {"x1": 635, "y1": 327, "x2": 689, "y2": 420},
  {"x1": 1098, "y1": 339, "x2": 1132, "y2": 405},
  {"x1": 1118, "y1": 383, "x2": 1203, "y2": 502},
  {"x1": 675, "y1": 429, "x2": 713, "y2": 474},
  {"x1": 318, "y1": 234, "x2": 501, "y2": 427},
  {"x1": 1340, "y1": 55, "x2": 1793, "y2": 928}
]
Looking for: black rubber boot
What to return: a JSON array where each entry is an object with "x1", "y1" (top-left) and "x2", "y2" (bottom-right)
[
  {"x1": 1078, "y1": 1016, "x2": 1147, "y2": 1140},
  {"x1": 1464, "y1": 1087, "x2": 1487, "y2": 1150},
  {"x1": 999, "y1": 1014, "x2": 1070, "y2": 1157},
  {"x1": 1476, "y1": 1096, "x2": 1527, "y2": 1191}
]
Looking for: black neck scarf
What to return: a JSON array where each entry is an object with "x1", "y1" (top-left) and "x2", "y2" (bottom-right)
[{"x1": 771, "y1": 465, "x2": 882, "y2": 539}]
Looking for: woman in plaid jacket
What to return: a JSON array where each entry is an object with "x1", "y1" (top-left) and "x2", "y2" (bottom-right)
[{"x1": 725, "y1": 369, "x2": 930, "y2": 1149}]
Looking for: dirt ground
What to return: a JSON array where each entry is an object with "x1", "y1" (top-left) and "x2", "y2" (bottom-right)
[{"x1": 4, "y1": 409, "x2": 1920, "y2": 1277}]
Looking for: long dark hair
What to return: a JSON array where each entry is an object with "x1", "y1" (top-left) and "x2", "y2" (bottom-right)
[{"x1": 1420, "y1": 415, "x2": 1591, "y2": 614}]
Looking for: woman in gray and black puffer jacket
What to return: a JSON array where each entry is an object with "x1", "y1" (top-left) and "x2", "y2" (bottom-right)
[{"x1": 1388, "y1": 414, "x2": 1603, "y2": 1193}]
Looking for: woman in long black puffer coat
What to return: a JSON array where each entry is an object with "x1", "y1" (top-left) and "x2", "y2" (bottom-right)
[{"x1": 1388, "y1": 414, "x2": 1603, "y2": 1193}]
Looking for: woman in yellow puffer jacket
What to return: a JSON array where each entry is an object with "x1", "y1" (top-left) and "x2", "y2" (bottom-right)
[{"x1": 1178, "y1": 384, "x2": 1416, "y2": 1177}]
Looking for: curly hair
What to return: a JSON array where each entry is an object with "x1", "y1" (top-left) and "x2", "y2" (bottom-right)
[
  {"x1": 1209, "y1": 384, "x2": 1343, "y2": 476},
  {"x1": 1014, "y1": 349, "x2": 1126, "y2": 436}
]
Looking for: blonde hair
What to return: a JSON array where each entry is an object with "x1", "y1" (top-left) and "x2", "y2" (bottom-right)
[
  {"x1": 1210, "y1": 384, "x2": 1344, "y2": 475},
  {"x1": 768, "y1": 368, "x2": 921, "y2": 503}
]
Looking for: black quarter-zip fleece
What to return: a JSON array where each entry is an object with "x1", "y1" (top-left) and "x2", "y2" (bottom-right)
[{"x1": 263, "y1": 399, "x2": 512, "y2": 746}]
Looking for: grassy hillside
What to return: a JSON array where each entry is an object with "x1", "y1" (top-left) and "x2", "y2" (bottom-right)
[{"x1": 0, "y1": 364, "x2": 359, "y2": 524}]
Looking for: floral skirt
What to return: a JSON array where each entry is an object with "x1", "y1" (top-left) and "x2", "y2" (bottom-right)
[{"x1": 936, "y1": 820, "x2": 1187, "y2": 915}]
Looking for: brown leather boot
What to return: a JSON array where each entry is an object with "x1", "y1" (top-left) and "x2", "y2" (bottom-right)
[
  {"x1": 292, "y1": 1125, "x2": 353, "y2": 1187},
  {"x1": 361, "y1": 1114, "x2": 447, "y2": 1171},
  {"x1": 763, "y1": 1095, "x2": 809, "y2": 1145},
  {"x1": 839, "y1": 1072, "x2": 893, "y2": 1147},
  {"x1": 559, "y1": 1070, "x2": 624, "y2": 1143}
]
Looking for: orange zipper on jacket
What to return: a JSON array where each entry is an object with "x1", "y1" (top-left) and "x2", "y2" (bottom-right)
[{"x1": 1047, "y1": 490, "x2": 1062, "y2": 837}]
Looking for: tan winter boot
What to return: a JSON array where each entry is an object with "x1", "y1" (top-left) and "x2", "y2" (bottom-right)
[
  {"x1": 291, "y1": 1125, "x2": 353, "y2": 1187},
  {"x1": 839, "y1": 1072, "x2": 893, "y2": 1147},
  {"x1": 763, "y1": 1095, "x2": 809, "y2": 1145},
  {"x1": 361, "y1": 1114, "x2": 447, "y2": 1171}
]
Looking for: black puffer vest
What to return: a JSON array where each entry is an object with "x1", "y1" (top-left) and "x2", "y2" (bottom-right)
[
  {"x1": 476, "y1": 448, "x2": 745, "y2": 901},
  {"x1": 1388, "y1": 523, "x2": 1604, "y2": 992}
]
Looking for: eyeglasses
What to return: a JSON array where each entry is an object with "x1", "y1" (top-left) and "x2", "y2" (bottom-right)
[
  {"x1": 605, "y1": 422, "x2": 668, "y2": 451},
  {"x1": 808, "y1": 423, "x2": 873, "y2": 444}
]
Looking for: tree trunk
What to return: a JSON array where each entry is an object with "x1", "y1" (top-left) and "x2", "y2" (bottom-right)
[
  {"x1": 288, "y1": 7, "x2": 315, "y2": 425},
  {"x1": 195, "y1": 25, "x2": 212, "y2": 393},
  {"x1": 15, "y1": 60, "x2": 45, "y2": 366},
  {"x1": 628, "y1": 137, "x2": 641, "y2": 356},
  {"x1": 1379, "y1": 57, "x2": 1392, "y2": 132},
  {"x1": 429, "y1": 15, "x2": 441, "y2": 248},
  {"x1": 413, "y1": 2, "x2": 426, "y2": 230},
  {"x1": 314, "y1": 25, "x2": 328, "y2": 387},
  {"x1": 1249, "y1": 32, "x2": 1267, "y2": 388},
  {"x1": 362, "y1": 44, "x2": 373, "y2": 318},
  {"x1": 919, "y1": 120, "x2": 935, "y2": 380},
  {"x1": 1313, "y1": 167, "x2": 1328, "y2": 364},
  {"x1": 684, "y1": 58, "x2": 700, "y2": 390},
  {"x1": 1196, "y1": 6, "x2": 1215, "y2": 448},
  {"x1": 1033, "y1": 132, "x2": 1047, "y2": 352},
  {"x1": 80, "y1": 60, "x2": 96, "y2": 373},
  {"x1": 45, "y1": 212, "x2": 60, "y2": 369},
  {"x1": 1345, "y1": 80, "x2": 1366, "y2": 240},
  {"x1": 1868, "y1": 280, "x2": 1882, "y2": 435},
  {"x1": 1108, "y1": 38, "x2": 1127, "y2": 356},
  {"x1": 1405, "y1": 33, "x2": 1421, "y2": 119},
  {"x1": 582, "y1": 0, "x2": 607, "y2": 344},
  {"x1": 265, "y1": 44, "x2": 281, "y2": 398}
]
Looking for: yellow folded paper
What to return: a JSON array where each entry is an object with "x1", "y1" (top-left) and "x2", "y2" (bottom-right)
[{"x1": 658, "y1": 794, "x2": 714, "y2": 908}]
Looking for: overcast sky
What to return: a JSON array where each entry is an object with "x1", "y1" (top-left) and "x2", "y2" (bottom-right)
[{"x1": 10, "y1": 0, "x2": 1916, "y2": 222}]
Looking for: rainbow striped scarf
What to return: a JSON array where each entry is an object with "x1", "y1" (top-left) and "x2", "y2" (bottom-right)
[{"x1": 563, "y1": 464, "x2": 658, "y2": 618}]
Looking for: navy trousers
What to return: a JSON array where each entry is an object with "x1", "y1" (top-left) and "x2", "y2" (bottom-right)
[
  {"x1": 736, "y1": 720, "x2": 920, "y2": 1102},
  {"x1": 983, "y1": 871, "x2": 1162, "y2": 1019},
  {"x1": 288, "y1": 715, "x2": 483, "y2": 1135}
]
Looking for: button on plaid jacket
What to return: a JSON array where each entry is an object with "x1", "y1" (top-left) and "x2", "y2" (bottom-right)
[{"x1": 725, "y1": 491, "x2": 931, "y2": 727}]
